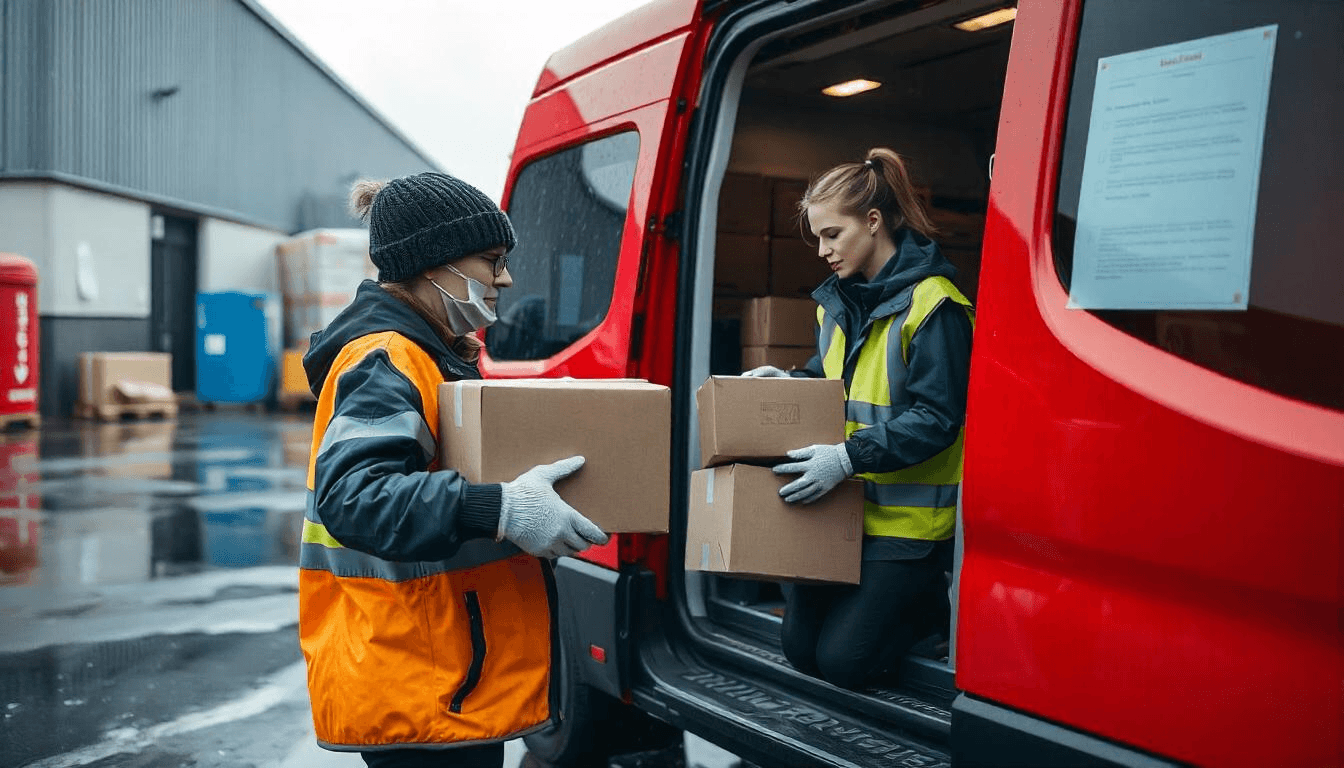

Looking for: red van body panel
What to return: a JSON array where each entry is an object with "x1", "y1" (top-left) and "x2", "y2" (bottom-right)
[
  {"x1": 505, "y1": 0, "x2": 1344, "y2": 764},
  {"x1": 532, "y1": 0, "x2": 700, "y2": 98},
  {"x1": 958, "y1": 2, "x2": 1344, "y2": 766}
]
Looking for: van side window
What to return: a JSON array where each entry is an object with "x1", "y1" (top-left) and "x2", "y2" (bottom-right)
[
  {"x1": 489, "y1": 131, "x2": 639, "y2": 361},
  {"x1": 1053, "y1": 0, "x2": 1343, "y2": 411}
]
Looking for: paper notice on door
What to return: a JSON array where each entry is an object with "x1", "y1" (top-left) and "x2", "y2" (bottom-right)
[{"x1": 1067, "y1": 25, "x2": 1278, "y2": 311}]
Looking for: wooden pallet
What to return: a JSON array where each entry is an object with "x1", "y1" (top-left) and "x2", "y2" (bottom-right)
[
  {"x1": 76, "y1": 401, "x2": 179, "y2": 422},
  {"x1": 0, "y1": 411, "x2": 40, "y2": 431}
]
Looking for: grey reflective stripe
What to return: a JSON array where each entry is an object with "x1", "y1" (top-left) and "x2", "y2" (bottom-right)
[
  {"x1": 318, "y1": 412, "x2": 435, "y2": 462},
  {"x1": 305, "y1": 490, "x2": 320, "y2": 522},
  {"x1": 301, "y1": 537, "x2": 522, "y2": 581},
  {"x1": 846, "y1": 400, "x2": 894, "y2": 426},
  {"x1": 885, "y1": 308, "x2": 910, "y2": 393},
  {"x1": 818, "y1": 312, "x2": 838, "y2": 361},
  {"x1": 864, "y1": 480, "x2": 959, "y2": 509}
]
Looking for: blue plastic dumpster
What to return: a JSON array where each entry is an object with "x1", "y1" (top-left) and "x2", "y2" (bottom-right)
[{"x1": 196, "y1": 292, "x2": 275, "y2": 403}]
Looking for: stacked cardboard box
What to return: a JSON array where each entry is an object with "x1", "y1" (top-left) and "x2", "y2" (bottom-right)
[
  {"x1": 688, "y1": 376, "x2": 860, "y2": 583},
  {"x1": 276, "y1": 229, "x2": 375, "y2": 349},
  {"x1": 740, "y1": 297, "x2": 818, "y2": 373},
  {"x1": 76, "y1": 353, "x2": 177, "y2": 420},
  {"x1": 439, "y1": 379, "x2": 671, "y2": 534},
  {"x1": 928, "y1": 207, "x2": 985, "y2": 303}
]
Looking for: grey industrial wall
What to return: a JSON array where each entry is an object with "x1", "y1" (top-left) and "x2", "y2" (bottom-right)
[{"x1": 0, "y1": 0, "x2": 437, "y2": 232}]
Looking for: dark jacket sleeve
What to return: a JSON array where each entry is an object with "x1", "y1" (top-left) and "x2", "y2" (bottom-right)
[
  {"x1": 844, "y1": 300, "x2": 972, "y2": 474},
  {"x1": 312, "y1": 349, "x2": 502, "y2": 562}
]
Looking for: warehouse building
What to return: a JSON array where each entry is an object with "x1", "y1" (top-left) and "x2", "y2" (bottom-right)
[{"x1": 0, "y1": 0, "x2": 441, "y2": 417}]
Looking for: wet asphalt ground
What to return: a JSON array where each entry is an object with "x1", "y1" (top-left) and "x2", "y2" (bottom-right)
[{"x1": 0, "y1": 411, "x2": 739, "y2": 768}]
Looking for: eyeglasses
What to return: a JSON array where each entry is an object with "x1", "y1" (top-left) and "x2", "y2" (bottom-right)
[{"x1": 484, "y1": 253, "x2": 509, "y2": 277}]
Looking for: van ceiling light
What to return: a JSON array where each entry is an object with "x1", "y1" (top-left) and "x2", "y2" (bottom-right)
[
  {"x1": 953, "y1": 6, "x2": 1017, "y2": 32},
  {"x1": 822, "y1": 79, "x2": 882, "y2": 97}
]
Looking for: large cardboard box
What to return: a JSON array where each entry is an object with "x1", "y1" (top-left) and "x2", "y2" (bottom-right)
[
  {"x1": 718, "y1": 173, "x2": 770, "y2": 235},
  {"x1": 770, "y1": 236, "x2": 831, "y2": 298},
  {"x1": 741, "y1": 345, "x2": 815, "y2": 373},
  {"x1": 439, "y1": 379, "x2": 670, "y2": 533},
  {"x1": 741, "y1": 296, "x2": 817, "y2": 347},
  {"x1": 714, "y1": 234, "x2": 770, "y2": 297},
  {"x1": 696, "y1": 376, "x2": 845, "y2": 467},
  {"x1": 685, "y1": 464, "x2": 862, "y2": 584},
  {"x1": 78, "y1": 353, "x2": 172, "y2": 408}
]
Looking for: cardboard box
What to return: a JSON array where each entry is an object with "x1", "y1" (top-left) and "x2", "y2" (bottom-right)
[
  {"x1": 696, "y1": 376, "x2": 845, "y2": 467},
  {"x1": 770, "y1": 236, "x2": 831, "y2": 298},
  {"x1": 741, "y1": 345, "x2": 815, "y2": 373},
  {"x1": 685, "y1": 464, "x2": 862, "y2": 584},
  {"x1": 718, "y1": 173, "x2": 770, "y2": 235},
  {"x1": 770, "y1": 178, "x2": 808, "y2": 237},
  {"x1": 715, "y1": 234, "x2": 770, "y2": 297},
  {"x1": 79, "y1": 353, "x2": 172, "y2": 408},
  {"x1": 439, "y1": 379, "x2": 670, "y2": 533},
  {"x1": 741, "y1": 296, "x2": 817, "y2": 347}
]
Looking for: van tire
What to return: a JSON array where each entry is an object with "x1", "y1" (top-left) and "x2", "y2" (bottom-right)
[{"x1": 522, "y1": 637, "x2": 680, "y2": 767}]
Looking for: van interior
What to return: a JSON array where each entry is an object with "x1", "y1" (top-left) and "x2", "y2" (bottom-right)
[{"x1": 693, "y1": 0, "x2": 1013, "y2": 709}]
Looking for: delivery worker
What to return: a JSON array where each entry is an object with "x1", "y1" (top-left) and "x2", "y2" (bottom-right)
[
  {"x1": 299, "y1": 172, "x2": 609, "y2": 768},
  {"x1": 745, "y1": 148, "x2": 973, "y2": 690}
]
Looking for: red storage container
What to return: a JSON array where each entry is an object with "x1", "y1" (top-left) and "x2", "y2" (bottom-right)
[{"x1": 0, "y1": 254, "x2": 39, "y2": 425}]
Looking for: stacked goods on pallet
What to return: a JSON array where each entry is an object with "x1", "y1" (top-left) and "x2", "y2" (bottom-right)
[
  {"x1": 275, "y1": 229, "x2": 372, "y2": 402},
  {"x1": 76, "y1": 353, "x2": 177, "y2": 421},
  {"x1": 276, "y1": 228, "x2": 374, "y2": 349},
  {"x1": 688, "y1": 376, "x2": 861, "y2": 584}
]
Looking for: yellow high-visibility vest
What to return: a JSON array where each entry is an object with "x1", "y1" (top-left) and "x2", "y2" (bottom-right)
[{"x1": 819, "y1": 276, "x2": 974, "y2": 541}]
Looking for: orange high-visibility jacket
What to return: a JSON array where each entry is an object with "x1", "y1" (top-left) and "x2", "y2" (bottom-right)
[{"x1": 299, "y1": 281, "x2": 554, "y2": 752}]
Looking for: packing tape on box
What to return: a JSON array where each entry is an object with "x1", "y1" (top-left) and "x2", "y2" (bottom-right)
[
  {"x1": 705, "y1": 471, "x2": 715, "y2": 503},
  {"x1": 454, "y1": 385, "x2": 463, "y2": 428},
  {"x1": 701, "y1": 543, "x2": 710, "y2": 570}
]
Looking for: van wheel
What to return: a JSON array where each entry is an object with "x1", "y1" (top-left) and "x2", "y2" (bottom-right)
[{"x1": 523, "y1": 639, "x2": 681, "y2": 767}]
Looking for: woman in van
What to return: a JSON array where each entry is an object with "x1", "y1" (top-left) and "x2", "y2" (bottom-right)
[
  {"x1": 745, "y1": 148, "x2": 974, "y2": 690},
  {"x1": 299, "y1": 171, "x2": 609, "y2": 768}
]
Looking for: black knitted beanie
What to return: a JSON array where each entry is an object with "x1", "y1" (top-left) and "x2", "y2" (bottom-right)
[{"x1": 365, "y1": 172, "x2": 516, "y2": 283}]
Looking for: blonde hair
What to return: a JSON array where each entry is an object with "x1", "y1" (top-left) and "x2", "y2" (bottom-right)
[
  {"x1": 350, "y1": 179, "x2": 385, "y2": 222},
  {"x1": 351, "y1": 178, "x2": 484, "y2": 362},
  {"x1": 799, "y1": 148, "x2": 936, "y2": 238}
]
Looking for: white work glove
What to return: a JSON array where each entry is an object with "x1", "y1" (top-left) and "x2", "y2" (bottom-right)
[
  {"x1": 741, "y1": 365, "x2": 790, "y2": 378},
  {"x1": 499, "y1": 456, "x2": 609, "y2": 559},
  {"x1": 773, "y1": 443, "x2": 853, "y2": 504}
]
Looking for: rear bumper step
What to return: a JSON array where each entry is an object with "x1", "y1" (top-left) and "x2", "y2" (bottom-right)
[{"x1": 634, "y1": 635, "x2": 951, "y2": 768}]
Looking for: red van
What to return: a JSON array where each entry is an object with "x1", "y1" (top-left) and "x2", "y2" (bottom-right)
[{"x1": 481, "y1": 1, "x2": 1344, "y2": 765}]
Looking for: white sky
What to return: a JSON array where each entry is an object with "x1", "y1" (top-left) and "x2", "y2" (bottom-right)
[{"x1": 255, "y1": 0, "x2": 654, "y2": 201}]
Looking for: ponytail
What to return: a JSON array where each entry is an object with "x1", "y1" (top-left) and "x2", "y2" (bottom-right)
[{"x1": 799, "y1": 148, "x2": 936, "y2": 238}]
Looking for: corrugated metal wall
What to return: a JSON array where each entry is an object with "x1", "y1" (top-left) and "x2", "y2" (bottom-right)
[{"x1": 1, "y1": 0, "x2": 440, "y2": 232}]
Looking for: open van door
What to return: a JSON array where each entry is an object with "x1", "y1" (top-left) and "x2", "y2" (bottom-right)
[
  {"x1": 481, "y1": 0, "x2": 708, "y2": 387},
  {"x1": 479, "y1": 4, "x2": 715, "y2": 766}
]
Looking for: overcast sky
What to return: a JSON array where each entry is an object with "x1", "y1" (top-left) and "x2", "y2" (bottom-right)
[{"x1": 256, "y1": 0, "x2": 653, "y2": 200}]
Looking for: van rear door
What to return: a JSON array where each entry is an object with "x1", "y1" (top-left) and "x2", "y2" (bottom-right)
[{"x1": 481, "y1": 0, "x2": 707, "y2": 382}]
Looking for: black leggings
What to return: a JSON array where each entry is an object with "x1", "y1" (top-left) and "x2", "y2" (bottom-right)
[
  {"x1": 361, "y1": 744, "x2": 503, "y2": 768},
  {"x1": 781, "y1": 554, "x2": 949, "y2": 690}
]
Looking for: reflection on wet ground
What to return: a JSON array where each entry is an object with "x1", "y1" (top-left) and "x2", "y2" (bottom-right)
[
  {"x1": 0, "y1": 412, "x2": 312, "y2": 590},
  {"x1": 0, "y1": 411, "x2": 315, "y2": 767}
]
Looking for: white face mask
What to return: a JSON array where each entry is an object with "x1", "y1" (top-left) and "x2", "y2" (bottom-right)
[{"x1": 428, "y1": 264, "x2": 497, "y2": 335}]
